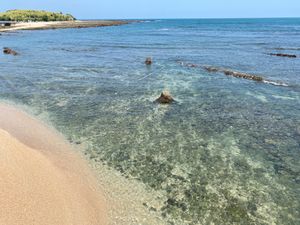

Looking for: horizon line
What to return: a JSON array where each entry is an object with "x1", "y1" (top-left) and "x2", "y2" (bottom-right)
[{"x1": 79, "y1": 17, "x2": 300, "y2": 20}]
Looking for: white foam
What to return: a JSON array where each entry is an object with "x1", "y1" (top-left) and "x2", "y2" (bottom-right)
[{"x1": 263, "y1": 80, "x2": 289, "y2": 87}]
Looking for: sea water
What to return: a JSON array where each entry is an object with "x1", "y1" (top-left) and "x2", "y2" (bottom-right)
[{"x1": 0, "y1": 19, "x2": 299, "y2": 224}]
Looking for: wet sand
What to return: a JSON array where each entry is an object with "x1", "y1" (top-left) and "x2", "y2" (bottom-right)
[
  {"x1": 0, "y1": 20, "x2": 129, "y2": 32},
  {"x1": 0, "y1": 103, "x2": 107, "y2": 225}
]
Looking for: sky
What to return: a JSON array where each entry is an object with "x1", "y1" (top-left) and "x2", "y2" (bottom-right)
[{"x1": 1, "y1": 0, "x2": 299, "y2": 19}]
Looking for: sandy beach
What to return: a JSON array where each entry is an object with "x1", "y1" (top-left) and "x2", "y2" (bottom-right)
[
  {"x1": 0, "y1": 20, "x2": 128, "y2": 32},
  {"x1": 1, "y1": 13, "x2": 298, "y2": 224},
  {"x1": 0, "y1": 103, "x2": 107, "y2": 225}
]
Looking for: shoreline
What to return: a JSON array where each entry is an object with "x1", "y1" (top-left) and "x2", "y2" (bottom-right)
[
  {"x1": 0, "y1": 102, "x2": 167, "y2": 225},
  {"x1": 0, "y1": 20, "x2": 129, "y2": 32},
  {"x1": 0, "y1": 103, "x2": 107, "y2": 225}
]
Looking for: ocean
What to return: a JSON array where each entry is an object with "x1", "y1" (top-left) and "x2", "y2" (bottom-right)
[{"x1": 0, "y1": 18, "x2": 300, "y2": 224}]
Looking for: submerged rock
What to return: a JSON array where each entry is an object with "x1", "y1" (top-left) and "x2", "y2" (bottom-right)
[
  {"x1": 269, "y1": 53, "x2": 297, "y2": 58},
  {"x1": 176, "y1": 60, "x2": 198, "y2": 68},
  {"x1": 3, "y1": 47, "x2": 18, "y2": 56},
  {"x1": 145, "y1": 57, "x2": 152, "y2": 65},
  {"x1": 203, "y1": 66, "x2": 219, "y2": 72},
  {"x1": 185, "y1": 63, "x2": 198, "y2": 68},
  {"x1": 155, "y1": 91, "x2": 174, "y2": 104}
]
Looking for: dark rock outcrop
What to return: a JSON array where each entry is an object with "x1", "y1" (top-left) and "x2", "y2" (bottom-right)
[
  {"x1": 3, "y1": 47, "x2": 18, "y2": 56},
  {"x1": 145, "y1": 57, "x2": 152, "y2": 65},
  {"x1": 155, "y1": 91, "x2": 174, "y2": 104},
  {"x1": 269, "y1": 53, "x2": 297, "y2": 58}
]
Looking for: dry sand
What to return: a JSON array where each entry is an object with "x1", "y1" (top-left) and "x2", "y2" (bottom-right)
[
  {"x1": 0, "y1": 103, "x2": 107, "y2": 225},
  {"x1": 0, "y1": 20, "x2": 128, "y2": 32},
  {"x1": 0, "y1": 103, "x2": 169, "y2": 225}
]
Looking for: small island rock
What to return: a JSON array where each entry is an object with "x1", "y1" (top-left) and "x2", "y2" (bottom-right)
[
  {"x1": 3, "y1": 47, "x2": 18, "y2": 56},
  {"x1": 145, "y1": 57, "x2": 152, "y2": 65},
  {"x1": 155, "y1": 91, "x2": 175, "y2": 104}
]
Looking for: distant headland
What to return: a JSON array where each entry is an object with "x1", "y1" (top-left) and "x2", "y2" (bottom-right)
[
  {"x1": 0, "y1": 10, "x2": 76, "y2": 22},
  {"x1": 0, "y1": 10, "x2": 129, "y2": 32}
]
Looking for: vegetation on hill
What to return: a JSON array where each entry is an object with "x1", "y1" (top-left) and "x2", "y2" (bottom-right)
[{"x1": 0, "y1": 10, "x2": 76, "y2": 22}]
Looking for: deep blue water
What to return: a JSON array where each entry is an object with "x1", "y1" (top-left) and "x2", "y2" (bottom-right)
[{"x1": 0, "y1": 19, "x2": 300, "y2": 224}]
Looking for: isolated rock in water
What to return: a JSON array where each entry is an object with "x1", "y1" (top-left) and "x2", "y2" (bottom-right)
[
  {"x1": 155, "y1": 91, "x2": 174, "y2": 104},
  {"x1": 145, "y1": 57, "x2": 152, "y2": 65},
  {"x1": 269, "y1": 53, "x2": 296, "y2": 58},
  {"x1": 3, "y1": 47, "x2": 18, "y2": 56}
]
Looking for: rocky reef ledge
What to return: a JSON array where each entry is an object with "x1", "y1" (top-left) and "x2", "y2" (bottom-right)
[
  {"x1": 203, "y1": 66, "x2": 264, "y2": 81},
  {"x1": 203, "y1": 65, "x2": 289, "y2": 87},
  {"x1": 177, "y1": 61, "x2": 290, "y2": 87},
  {"x1": 0, "y1": 20, "x2": 130, "y2": 32}
]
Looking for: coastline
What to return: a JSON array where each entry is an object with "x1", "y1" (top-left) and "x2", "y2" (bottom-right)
[
  {"x1": 0, "y1": 103, "x2": 107, "y2": 225},
  {"x1": 0, "y1": 102, "x2": 167, "y2": 225},
  {"x1": 1, "y1": 17, "x2": 298, "y2": 225},
  {"x1": 0, "y1": 20, "x2": 129, "y2": 32}
]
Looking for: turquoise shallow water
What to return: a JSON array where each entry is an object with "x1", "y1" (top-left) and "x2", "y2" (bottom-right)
[{"x1": 0, "y1": 19, "x2": 300, "y2": 224}]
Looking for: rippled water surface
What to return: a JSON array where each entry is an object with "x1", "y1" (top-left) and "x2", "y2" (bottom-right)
[{"x1": 0, "y1": 19, "x2": 300, "y2": 224}]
